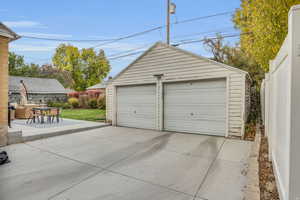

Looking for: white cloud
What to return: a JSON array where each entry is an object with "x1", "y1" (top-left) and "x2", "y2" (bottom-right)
[
  {"x1": 10, "y1": 44, "x2": 56, "y2": 52},
  {"x1": 19, "y1": 32, "x2": 72, "y2": 39},
  {"x1": 3, "y1": 21, "x2": 47, "y2": 28},
  {"x1": 9, "y1": 39, "x2": 152, "y2": 60}
]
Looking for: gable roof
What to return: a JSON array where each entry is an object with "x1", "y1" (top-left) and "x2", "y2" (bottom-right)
[
  {"x1": 112, "y1": 42, "x2": 249, "y2": 82},
  {"x1": 87, "y1": 81, "x2": 109, "y2": 90},
  {"x1": 0, "y1": 22, "x2": 20, "y2": 41},
  {"x1": 9, "y1": 76, "x2": 67, "y2": 94}
]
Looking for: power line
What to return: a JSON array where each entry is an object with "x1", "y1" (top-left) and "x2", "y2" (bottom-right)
[
  {"x1": 16, "y1": 11, "x2": 235, "y2": 49},
  {"x1": 109, "y1": 50, "x2": 145, "y2": 60},
  {"x1": 91, "y1": 26, "x2": 163, "y2": 48},
  {"x1": 107, "y1": 43, "x2": 152, "y2": 57},
  {"x1": 172, "y1": 26, "x2": 235, "y2": 39},
  {"x1": 173, "y1": 31, "x2": 241, "y2": 43},
  {"x1": 108, "y1": 32, "x2": 252, "y2": 61},
  {"x1": 22, "y1": 33, "x2": 251, "y2": 63},
  {"x1": 20, "y1": 35, "x2": 116, "y2": 42},
  {"x1": 173, "y1": 11, "x2": 234, "y2": 25},
  {"x1": 111, "y1": 32, "x2": 248, "y2": 59},
  {"x1": 173, "y1": 32, "x2": 252, "y2": 46},
  {"x1": 91, "y1": 10, "x2": 234, "y2": 48}
]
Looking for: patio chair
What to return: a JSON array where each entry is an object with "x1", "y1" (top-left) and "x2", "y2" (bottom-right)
[
  {"x1": 49, "y1": 108, "x2": 61, "y2": 123},
  {"x1": 26, "y1": 109, "x2": 41, "y2": 124}
]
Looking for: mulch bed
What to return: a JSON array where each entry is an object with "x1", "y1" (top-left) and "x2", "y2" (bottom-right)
[{"x1": 259, "y1": 126, "x2": 280, "y2": 200}]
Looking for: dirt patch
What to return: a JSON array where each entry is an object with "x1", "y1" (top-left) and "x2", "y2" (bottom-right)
[
  {"x1": 244, "y1": 123, "x2": 256, "y2": 141},
  {"x1": 259, "y1": 126, "x2": 280, "y2": 200}
]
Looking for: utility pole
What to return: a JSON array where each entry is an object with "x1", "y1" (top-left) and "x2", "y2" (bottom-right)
[
  {"x1": 166, "y1": 0, "x2": 171, "y2": 45},
  {"x1": 166, "y1": 0, "x2": 176, "y2": 45}
]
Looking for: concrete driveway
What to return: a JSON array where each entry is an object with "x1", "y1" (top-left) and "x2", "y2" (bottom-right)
[{"x1": 0, "y1": 126, "x2": 252, "y2": 200}]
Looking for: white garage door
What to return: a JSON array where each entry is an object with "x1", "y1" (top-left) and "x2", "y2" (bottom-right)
[
  {"x1": 164, "y1": 79, "x2": 227, "y2": 136},
  {"x1": 117, "y1": 84, "x2": 156, "y2": 129}
]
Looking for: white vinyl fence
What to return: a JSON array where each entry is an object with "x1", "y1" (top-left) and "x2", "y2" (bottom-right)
[{"x1": 263, "y1": 5, "x2": 300, "y2": 200}]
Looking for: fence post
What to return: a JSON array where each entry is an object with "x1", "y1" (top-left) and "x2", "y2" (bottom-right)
[
  {"x1": 289, "y1": 5, "x2": 300, "y2": 200},
  {"x1": 264, "y1": 72, "x2": 272, "y2": 160},
  {"x1": 264, "y1": 72, "x2": 270, "y2": 138}
]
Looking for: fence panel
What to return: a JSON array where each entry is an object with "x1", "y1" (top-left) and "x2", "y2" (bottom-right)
[{"x1": 264, "y1": 5, "x2": 300, "y2": 200}]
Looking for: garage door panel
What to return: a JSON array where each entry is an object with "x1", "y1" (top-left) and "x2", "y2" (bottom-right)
[
  {"x1": 117, "y1": 98, "x2": 155, "y2": 104},
  {"x1": 117, "y1": 118, "x2": 156, "y2": 129},
  {"x1": 117, "y1": 84, "x2": 156, "y2": 130},
  {"x1": 117, "y1": 106, "x2": 156, "y2": 113},
  {"x1": 117, "y1": 112, "x2": 156, "y2": 119},
  {"x1": 165, "y1": 106, "x2": 226, "y2": 118},
  {"x1": 164, "y1": 114, "x2": 226, "y2": 122},
  {"x1": 165, "y1": 96, "x2": 226, "y2": 104},
  {"x1": 165, "y1": 92, "x2": 226, "y2": 104},
  {"x1": 165, "y1": 79, "x2": 225, "y2": 90},
  {"x1": 166, "y1": 119, "x2": 226, "y2": 133},
  {"x1": 165, "y1": 89, "x2": 226, "y2": 96},
  {"x1": 164, "y1": 79, "x2": 227, "y2": 136}
]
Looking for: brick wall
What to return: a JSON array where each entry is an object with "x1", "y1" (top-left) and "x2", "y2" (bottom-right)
[{"x1": 0, "y1": 36, "x2": 9, "y2": 146}]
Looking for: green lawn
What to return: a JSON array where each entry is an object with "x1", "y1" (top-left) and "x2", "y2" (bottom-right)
[{"x1": 61, "y1": 109, "x2": 106, "y2": 122}]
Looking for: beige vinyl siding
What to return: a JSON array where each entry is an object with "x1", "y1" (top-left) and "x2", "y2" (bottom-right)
[
  {"x1": 228, "y1": 73, "x2": 244, "y2": 136},
  {"x1": 106, "y1": 85, "x2": 113, "y2": 123},
  {"x1": 106, "y1": 43, "x2": 247, "y2": 137}
]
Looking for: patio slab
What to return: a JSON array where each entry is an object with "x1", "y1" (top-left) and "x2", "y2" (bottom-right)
[
  {"x1": 7, "y1": 119, "x2": 109, "y2": 144},
  {"x1": 0, "y1": 143, "x2": 101, "y2": 200}
]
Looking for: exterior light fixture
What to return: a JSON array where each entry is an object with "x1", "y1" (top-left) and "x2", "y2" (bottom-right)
[
  {"x1": 153, "y1": 74, "x2": 164, "y2": 79},
  {"x1": 170, "y1": 3, "x2": 176, "y2": 14}
]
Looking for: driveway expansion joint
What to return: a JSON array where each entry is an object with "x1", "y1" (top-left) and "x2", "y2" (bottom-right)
[{"x1": 192, "y1": 139, "x2": 226, "y2": 200}]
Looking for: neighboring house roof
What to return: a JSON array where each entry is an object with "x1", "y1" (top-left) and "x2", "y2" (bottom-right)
[
  {"x1": 9, "y1": 76, "x2": 67, "y2": 94},
  {"x1": 111, "y1": 42, "x2": 249, "y2": 82},
  {"x1": 0, "y1": 22, "x2": 20, "y2": 41},
  {"x1": 65, "y1": 88, "x2": 76, "y2": 93},
  {"x1": 87, "y1": 81, "x2": 109, "y2": 90}
]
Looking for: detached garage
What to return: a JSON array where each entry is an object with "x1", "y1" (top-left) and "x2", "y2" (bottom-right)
[{"x1": 106, "y1": 42, "x2": 250, "y2": 137}]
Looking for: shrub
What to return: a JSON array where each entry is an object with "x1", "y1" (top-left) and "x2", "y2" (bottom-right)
[
  {"x1": 97, "y1": 96, "x2": 106, "y2": 109},
  {"x1": 62, "y1": 102, "x2": 72, "y2": 109},
  {"x1": 47, "y1": 101, "x2": 71, "y2": 109},
  {"x1": 47, "y1": 101, "x2": 54, "y2": 107},
  {"x1": 68, "y1": 97, "x2": 79, "y2": 108},
  {"x1": 78, "y1": 95, "x2": 89, "y2": 108},
  {"x1": 88, "y1": 98, "x2": 98, "y2": 109}
]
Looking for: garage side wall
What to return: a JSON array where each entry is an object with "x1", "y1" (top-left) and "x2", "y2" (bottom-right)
[
  {"x1": 106, "y1": 85, "x2": 114, "y2": 124},
  {"x1": 106, "y1": 43, "x2": 246, "y2": 137}
]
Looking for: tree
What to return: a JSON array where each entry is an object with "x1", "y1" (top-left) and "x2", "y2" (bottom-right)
[
  {"x1": 9, "y1": 52, "x2": 74, "y2": 88},
  {"x1": 39, "y1": 64, "x2": 73, "y2": 88},
  {"x1": 234, "y1": 0, "x2": 300, "y2": 71},
  {"x1": 9, "y1": 52, "x2": 26, "y2": 75},
  {"x1": 204, "y1": 35, "x2": 265, "y2": 122},
  {"x1": 204, "y1": 35, "x2": 264, "y2": 87},
  {"x1": 9, "y1": 52, "x2": 40, "y2": 76},
  {"x1": 52, "y1": 44, "x2": 110, "y2": 91}
]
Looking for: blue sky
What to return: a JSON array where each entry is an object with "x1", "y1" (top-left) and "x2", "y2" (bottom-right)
[{"x1": 1, "y1": 0, "x2": 241, "y2": 77}]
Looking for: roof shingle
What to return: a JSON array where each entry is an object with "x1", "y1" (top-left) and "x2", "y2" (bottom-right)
[{"x1": 9, "y1": 76, "x2": 67, "y2": 94}]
